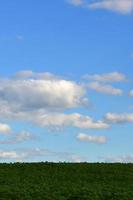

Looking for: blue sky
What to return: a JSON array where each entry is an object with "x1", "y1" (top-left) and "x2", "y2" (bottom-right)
[{"x1": 0, "y1": 0, "x2": 133, "y2": 162}]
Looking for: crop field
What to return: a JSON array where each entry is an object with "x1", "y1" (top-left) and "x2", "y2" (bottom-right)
[{"x1": 0, "y1": 163, "x2": 133, "y2": 199}]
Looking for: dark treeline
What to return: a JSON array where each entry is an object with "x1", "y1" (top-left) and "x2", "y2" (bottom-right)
[{"x1": 0, "y1": 162, "x2": 133, "y2": 199}]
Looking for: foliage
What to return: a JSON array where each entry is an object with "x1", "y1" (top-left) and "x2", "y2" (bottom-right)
[{"x1": 0, "y1": 162, "x2": 133, "y2": 199}]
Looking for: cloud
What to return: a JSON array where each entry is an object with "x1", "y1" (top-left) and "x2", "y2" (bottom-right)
[
  {"x1": 105, "y1": 112, "x2": 133, "y2": 123},
  {"x1": 129, "y1": 89, "x2": 133, "y2": 96},
  {"x1": 68, "y1": 0, "x2": 133, "y2": 14},
  {"x1": 88, "y1": 82, "x2": 123, "y2": 95},
  {"x1": 88, "y1": 0, "x2": 133, "y2": 14},
  {"x1": 0, "y1": 71, "x2": 110, "y2": 131},
  {"x1": 0, "y1": 71, "x2": 86, "y2": 113},
  {"x1": 0, "y1": 123, "x2": 11, "y2": 134},
  {"x1": 0, "y1": 131, "x2": 33, "y2": 144},
  {"x1": 13, "y1": 70, "x2": 60, "y2": 80},
  {"x1": 77, "y1": 133, "x2": 107, "y2": 144},
  {"x1": 102, "y1": 155, "x2": 133, "y2": 163},
  {"x1": 128, "y1": 105, "x2": 133, "y2": 110},
  {"x1": 16, "y1": 35, "x2": 24, "y2": 41},
  {"x1": 69, "y1": 154, "x2": 86, "y2": 162},
  {"x1": 0, "y1": 148, "x2": 86, "y2": 163},
  {"x1": 67, "y1": 0, "x2": 84, "y2": 6},
  {"x1": 13, "y1": 131, "x2": 33, "y2": 143},
  {"x1": 36, "y1": 113, "x2": 110, "y2": 129},
  {"x1": 83, "y1": 72, "x2": 127, "y2": 83},
  {"x1": 0, "y1": 149, "x2": 52, "y2": 161},
  {"x1": 0, "y1": 150, "x2": 19, "y2": 160}
]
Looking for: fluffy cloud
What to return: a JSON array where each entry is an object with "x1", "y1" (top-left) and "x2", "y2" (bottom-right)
[
  {"x1": 88, "y1": 82, "x2": 123, "y2": 95},
  {"x1": 0, "y1": 71, "x2": 110, "y2": 130},
  {"x1": 0, "y1": 76, "x2": 85, "y2": 111},
  {"x1": 0, "y1": 123, "x2": 11, "y2": 134},
  {"x1": 88, "y1": 0, "x2": 133, "y2": 14},
  {"x1": 84, "y1": 72, "x2": 127, "y2": 83},
  {"x1": 36, "y1": 113, "x2": 110, "y2": 129},
  {"x1": 105, "y1": 112, "x2": 133, "y2": 123},
  {"x1": 68, "y1": 0, "x2": 133, "y2": 14},
  {"x1": 0, "y1": 71, "x2": 89, "y2": 121},
  {"x1": 77, "y1": 133, "x2": 107, "y2": 144}
]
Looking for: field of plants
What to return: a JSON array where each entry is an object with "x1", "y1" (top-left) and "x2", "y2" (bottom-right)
[{"x1": 0, "y1": 162, "x2": 133, "y2": 199}]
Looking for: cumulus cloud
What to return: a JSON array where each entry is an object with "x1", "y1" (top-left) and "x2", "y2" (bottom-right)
[
  {"x1": 0, "y1": 123, "x2": 11, "y2": 134},
  {"x1": 77, "y1": 133, "x2": 107, "y2": 144},
  {"x1": 0, "y1": 71, "x2": 110, "y2": 130},
  {"x1": 88, "y1": 82, "x2": 123, "y2": 95},
  {"x1": 83, "y1": 72, "x2": 127, "y2": 83},
  {"x1": 88, "y1": 0, "x2": 133, "y2": 14},
  {"x1": 0, "y1": 71, "x2": 121, "y2": 131},
  {"x1": 0, "y1": 77, "x2": 85, "y2": 111},
  {"x1": 0, "y1": 71, "x2": 90, "y2": 122},
  {"x1": 68, "y1": 0, "x2": 133, "y2": 14},
  {"x1": 105, "y1": 112, "x2": 133, "y2": 123},
  {"x1": 36, "y1": 113, "x2": 110, "y2": 129}
]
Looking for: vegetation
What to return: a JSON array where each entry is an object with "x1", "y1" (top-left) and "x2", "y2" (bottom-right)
[{"x1": 0, "y1": 162, "x2": 133, "y2": 199}]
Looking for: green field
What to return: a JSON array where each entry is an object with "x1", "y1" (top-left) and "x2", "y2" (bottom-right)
[{"x1": 0, "y1": 163, "x2": 133, "y2": 200}]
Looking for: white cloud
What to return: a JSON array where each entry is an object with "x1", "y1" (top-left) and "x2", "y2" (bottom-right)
[
  {"x1": 0, "y1": 71, "x2": 110, "y2": 130},
  {"x1": 0, "y1": 71, "x2": 89, "y2": 122},
  {"x1": 128, "y1": 105, "x2": 133, "y2": 110},
  {"x1": 88, "y1": 82, "x2": 123, "y2": 95},
  {"x1": 103, "y1": 155, "x2": 133, "y2": 163},
  {"x1": 0, "y1": 131, "x2": 33, "y2": 144},
  {"x1": 69, "y1": 154, "x2": 86, "y2": 162},
  {"x1": 13, "y1": 131, "x2": 33, "y2": 142},
  {"x1": 84, "y1": 72, "x2": 127, "y2": 83},
  {"x1": 105, "y1": 112, "x2": 133, "y2": 123},
  {"x1": 0, "y1": 78, "x2": 85, "y2": 110},
  {"x1": 129, "y1": 89, "x2": 133, "y2": 96},
  {"x1": 67, "y1": 0, "x2": 84, "y2": 6},
  {"x1": 77, "y1": 133, "x2": 107, "y2": 144},
  {"x1": 0, "y1": 123, "x2": 11, "y2": 134},
  {"x1": 13, "y1": 70, "x2": 60, "y2": 80},
  {"x1": 36, "y1": 113, "x2": 110, "y2": 129},
  {"x1": 68, "y1": 0, "x2": 133, "y2": 14},
  {"x1": 0, "y1": 150, "x2": 19, "y2": 159},
  {"x1": 0, "y1": 149, "x2": 50, "y2": 161},
  {"x1": 0, "y1": 148, "x2": 87, "y2": 163},
  {"x1": 88, "y1": 0, "x2": 133, "y2": 14}
]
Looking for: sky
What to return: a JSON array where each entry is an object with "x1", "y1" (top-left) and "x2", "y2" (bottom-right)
[{"x1": 0, "y1": 0, "x2": 133, "y2": 163}]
